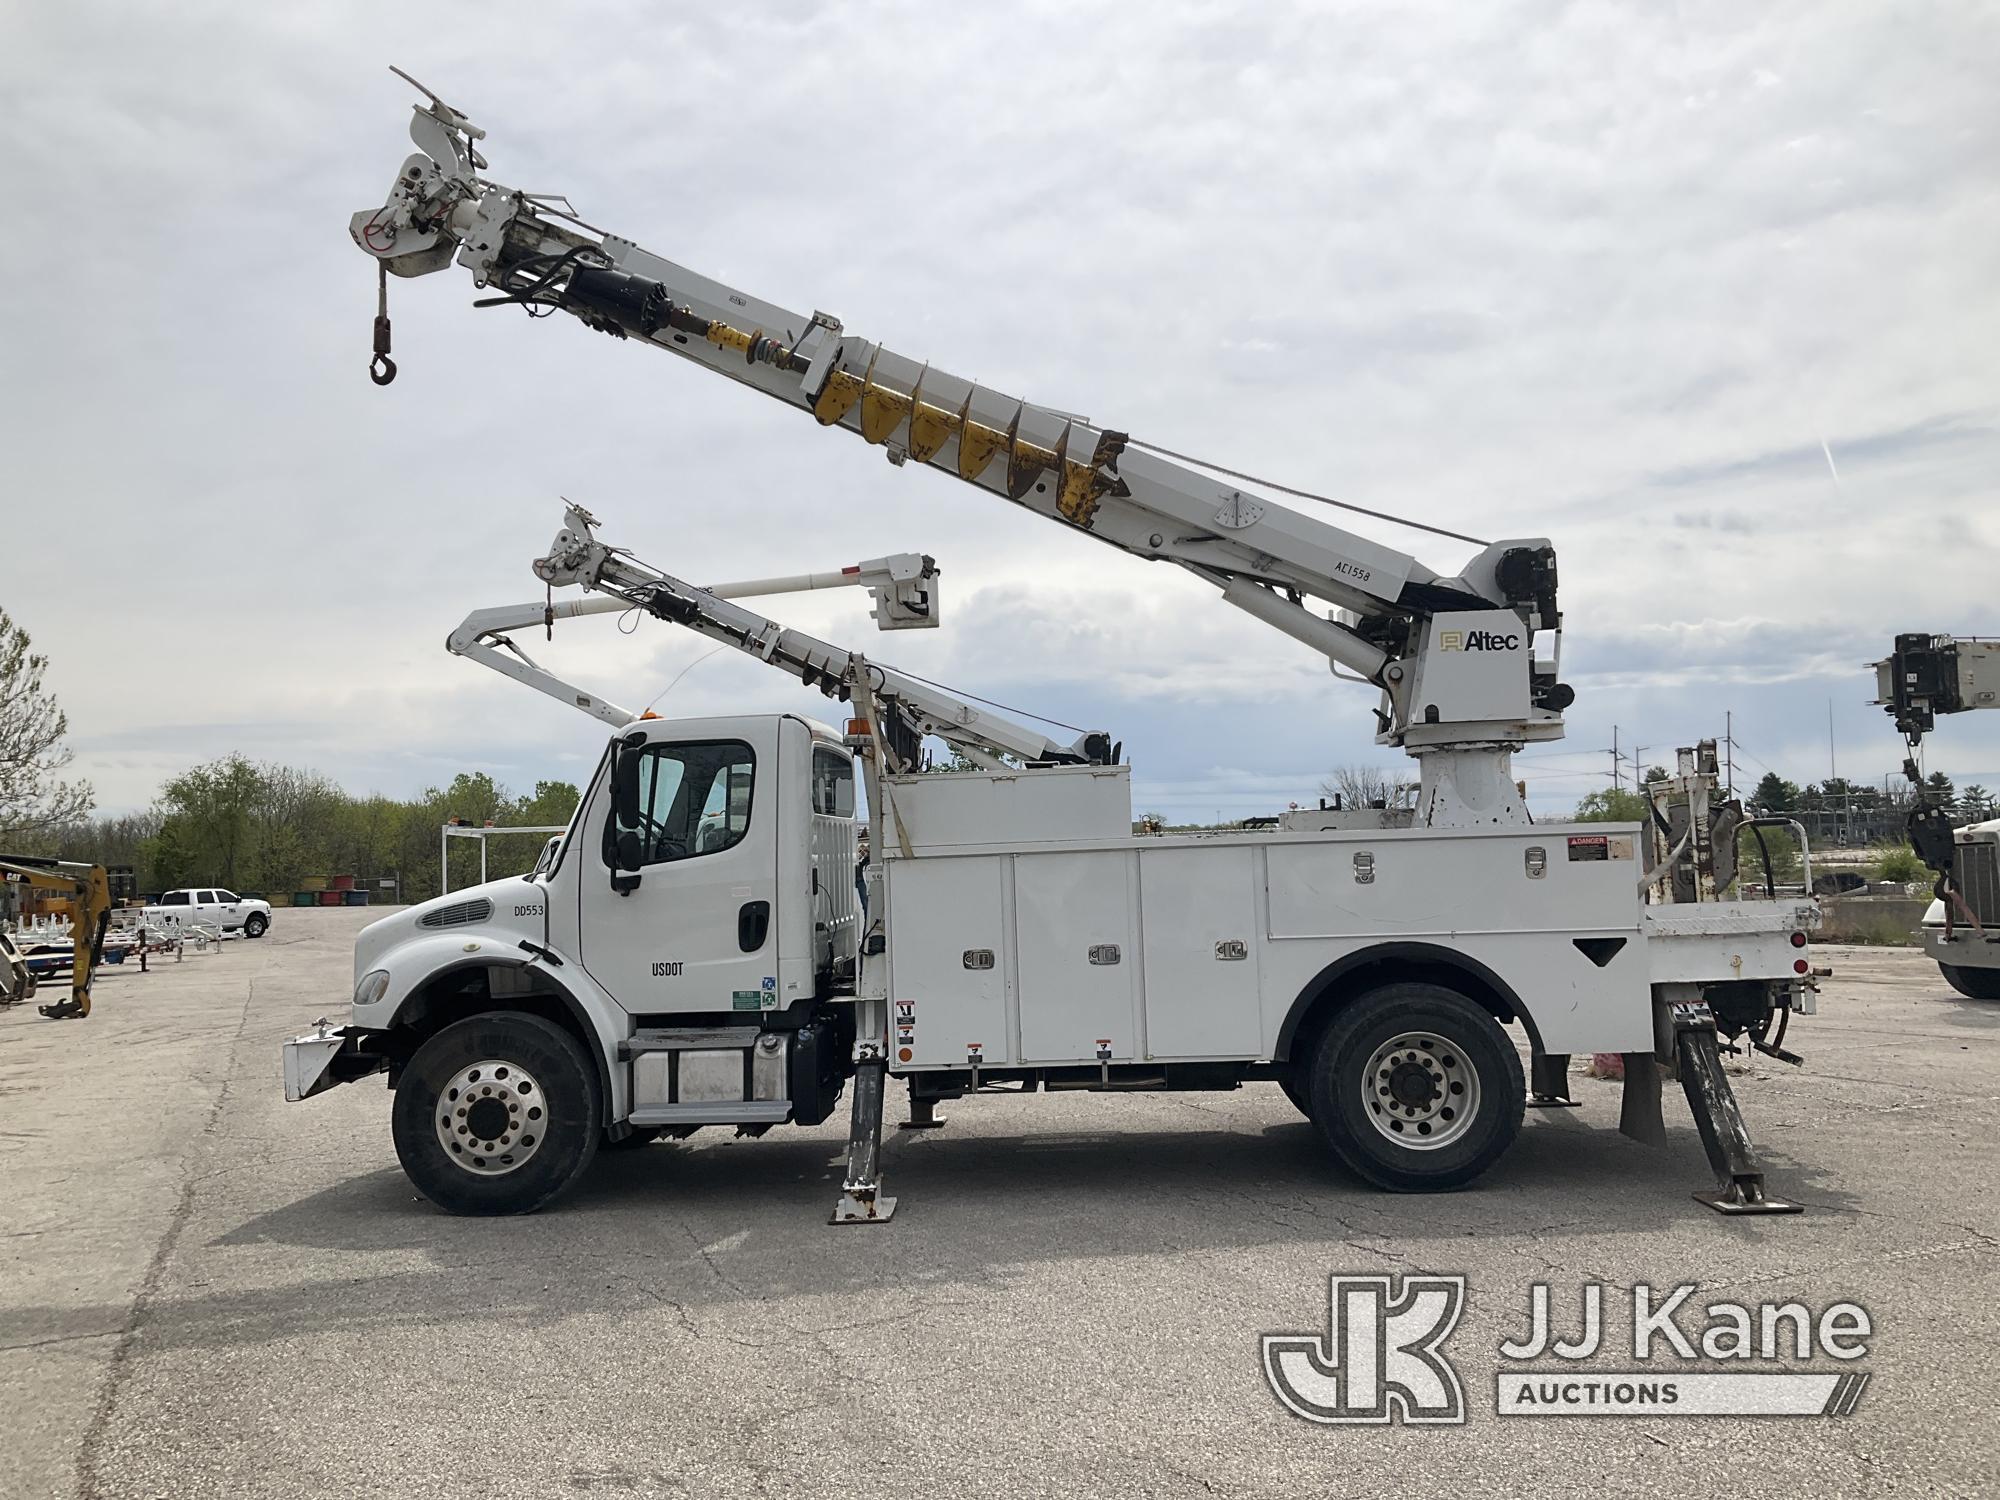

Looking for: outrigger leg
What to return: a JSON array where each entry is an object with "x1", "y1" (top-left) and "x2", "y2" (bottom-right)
[
  {"x1": 830, "y1": 1040, "x2": 898, "y2": 1224},
  {"x1": 1669, "y1": 995, "x2": 1801, "y2": 1216}
]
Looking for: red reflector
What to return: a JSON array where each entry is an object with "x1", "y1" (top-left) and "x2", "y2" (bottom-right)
[
  {"x1": 1793, "y1": 958, "x2": 1810, "y2": 974},
  {"x1": 1790, "y1": 930, "x2": 1807, "y2": 948}
]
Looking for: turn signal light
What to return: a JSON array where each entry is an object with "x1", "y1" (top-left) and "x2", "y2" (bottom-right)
[{"x1": 845, "y1": 717, "x2": 871, "y2": 738}]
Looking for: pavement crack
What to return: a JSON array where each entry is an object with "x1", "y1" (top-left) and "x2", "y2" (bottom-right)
[
  {"x1": 683, "y1": 1220, "x2": 750, "y2": 1296},
  {"x1": 1720, "y1": 1234, "x2": 1999, "y2": 1290},
  {"x1": 0, "y1": 1327, "x2": 125, "y2": 1354},
  {"x1": 71, "y1": 976, "x2": 259, "y2": 1500}
]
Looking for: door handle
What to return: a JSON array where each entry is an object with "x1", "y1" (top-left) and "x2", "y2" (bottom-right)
[{"x1": 738, "y1": 899, "x2": 770, "y2": 953}]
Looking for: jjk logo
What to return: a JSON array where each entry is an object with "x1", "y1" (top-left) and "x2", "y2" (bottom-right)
[{"x1": 1262, "y1": 1275, "x2": 1466, "y2": 1425}]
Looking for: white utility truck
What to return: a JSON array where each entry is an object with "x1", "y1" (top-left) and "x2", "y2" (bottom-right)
[
  {"x1": 286, "y1": 77, "x2": 1823, "y2": 1222},
  {"x1": 1875, "y1": 633, "x2": 2000, "y2": 998},
  {"x1": 149, "y1": 887, "x2": 272, "y2": 940}
]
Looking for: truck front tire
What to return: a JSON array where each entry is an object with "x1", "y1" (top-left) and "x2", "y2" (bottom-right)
[
  {"x1": 392, "y1": 1011, "x2": 603, "y2": 1215},
  {"x1": 1940, "y1": 963, "x2": 2000, "y2": 1001},
  {"x1": 244, "y1": 913, "x2": 268, "y2": 939},
  {"x1": 1306, "y1": 981, "x2": 1525, "y2": 1192}
]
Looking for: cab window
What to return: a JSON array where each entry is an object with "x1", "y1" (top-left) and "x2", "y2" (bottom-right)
[
  {"x1": 811, "y1": 746, "x2": 855, "y2": 817},
  {"x1": 606, "y1": 740, "x2": 756, "y2": 866},
  {"x1": 161, "y1": 891, "x2": 189, "y2": 906},
  {"x1": 216, "y1": 890, "x2": 239, "y2": 903}
]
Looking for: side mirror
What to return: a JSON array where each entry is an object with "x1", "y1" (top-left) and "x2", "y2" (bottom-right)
[
  {"x1": 615, "y1": 829, "x2": 644, "y2": 872},
  {"x1": 613, "y1": 739, "x2": 644, "y2": 825}
]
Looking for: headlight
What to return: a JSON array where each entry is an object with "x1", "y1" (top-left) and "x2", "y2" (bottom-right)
[{"x1": 354, "y1": 969, "x2": 391, "y2": 1007}]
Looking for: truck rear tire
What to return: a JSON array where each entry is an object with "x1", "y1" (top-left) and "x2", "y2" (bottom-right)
[
  {"x1": 1940, "y1": 963, "x2": 2000, "y2": 1001},
  {"x1": 392, "y1": 1011, "x2": 602, "y2": 1215},
  {"x1": 1306, "y1": 981, "x2": 1525, "y2": 1193}
]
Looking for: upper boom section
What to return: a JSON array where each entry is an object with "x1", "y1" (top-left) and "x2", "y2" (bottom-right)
[
  {"x1": 469, "y1": 504, "x2": 1112, "y2": 770},
  {"x1": 353, "y1": 77, "x2": 1570, "y2": 755}
]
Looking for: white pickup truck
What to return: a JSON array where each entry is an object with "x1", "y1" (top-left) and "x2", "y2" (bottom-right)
[{"x1": 148, "y1": 887, "x2": 272, "y2": 939}]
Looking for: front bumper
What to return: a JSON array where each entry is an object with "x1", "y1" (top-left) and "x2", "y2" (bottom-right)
[
  {"x1": 1923, "y1": 928, "x2": 2000, "y2": 969},
  {"x1": 282, "y1": 1026, "x2": 386, "y2": 1101}
]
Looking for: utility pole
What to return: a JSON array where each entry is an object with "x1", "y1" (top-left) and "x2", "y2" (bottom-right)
[
  {"x1": 1724, "y1": 710, "x2": 1734, "y2": 799},
  {"x1": 1611, "y1": 725, "x2": 1621, "y2": 793}
]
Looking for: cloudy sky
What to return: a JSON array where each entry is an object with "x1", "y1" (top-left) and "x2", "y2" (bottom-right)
[{"x1": 4, "y1": 2, "x2": 1996, "y2": 822}]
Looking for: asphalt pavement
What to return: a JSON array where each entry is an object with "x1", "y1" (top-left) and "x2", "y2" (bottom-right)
[{"x1": 3, "y1": 909, "x2": 1995, "y2": 1498}]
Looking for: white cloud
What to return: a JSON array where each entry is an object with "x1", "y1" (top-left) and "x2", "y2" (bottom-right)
[{"x1": 2, "y1": 1, "x2": 1995, "y2": 820}]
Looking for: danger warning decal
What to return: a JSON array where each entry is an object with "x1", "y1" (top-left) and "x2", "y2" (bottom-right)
[{"x1": 1567, "y1": 834, "x2": 1633, "y2": 862}]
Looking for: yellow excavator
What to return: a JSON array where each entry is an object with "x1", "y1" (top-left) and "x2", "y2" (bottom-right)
[{"x1": 0, "y1": 855, "x2": 113, "y2": 1019}]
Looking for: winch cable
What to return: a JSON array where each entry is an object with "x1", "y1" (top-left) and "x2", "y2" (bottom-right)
[{"x1": 1124, "y1": 438, "x2": 1491, "y2": 548}]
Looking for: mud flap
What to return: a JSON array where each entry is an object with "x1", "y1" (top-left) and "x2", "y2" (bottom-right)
[
  {"x1": 1618, "y1": 1053, "x2": 1666, "y2": 1146},
  {"x1": 1529, "y1": 1050, "x2": 1580, "y2": 1107}
]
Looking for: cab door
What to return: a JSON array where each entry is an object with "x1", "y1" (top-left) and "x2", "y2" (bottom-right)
[
  {"x1": 577, "y1": 721, "x2": 781, "y2": 1016},
  {"x1": 213, "y1": 890, "x2": 245, "y2": 931}
]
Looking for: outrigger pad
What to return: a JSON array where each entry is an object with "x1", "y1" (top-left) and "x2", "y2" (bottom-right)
[
  {"x1": 1696, "y1": 1184, "x2": 1803, "y2": 1216},
  {"x1": 830, "y1": 1192, "x2": 898, "y2": 1225}
]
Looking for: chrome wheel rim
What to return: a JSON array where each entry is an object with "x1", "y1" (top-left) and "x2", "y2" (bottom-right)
[
  {"x1": 1360, "y1": 1031, "x2": 1479, "y2": 1151},
  {"x1": 434, "y1": 1058, "x2": 547, "y2": 1176}
]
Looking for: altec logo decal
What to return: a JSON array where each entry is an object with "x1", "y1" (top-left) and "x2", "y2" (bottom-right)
[
  {"x1": 1438, "y1": 629, "x2": 1520, "y2": 652},
  {"x1": 1263, "y1": 1276, "x2": 1872, "y2": 1425}
]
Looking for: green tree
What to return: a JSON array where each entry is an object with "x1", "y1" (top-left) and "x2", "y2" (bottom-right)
[
  {"x1": 1751, "y1": 772, "x2": 1799, "y2": 812},
  {"x1": 1574, "y1": 787, "x2": 1651, "y2": 822},
  {"x1": 436, "y1": 771, "x2": 510, "y2": 825},
  {"x1": 0, "y1": 607, "x2": 93, "y2": 841},
  {"x1": 153, "y1": 755, "x2": 266, "y2": 887},
  {"x1": 513, "y1": 780, "x2": 581, "y2": 828},
  {"x1": 1962, "y1": 784, "x2": 1993, "y2": 820},
  {"x1": 1737, "y1": 822, "x2": 1803, "y2": 888},
  {"x1": 1926, "y1": 771, "x2": 1955, "y2": 806},
  {"x1": 1643, "y1": 765, "x2": 1670, "y2": 784},
  {"x1": 1871, "y1": 842, "x2": 1925, "y2": 882}
]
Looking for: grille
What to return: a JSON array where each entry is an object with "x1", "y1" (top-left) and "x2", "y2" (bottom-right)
[
  {"x1": 420, "y1": 898, "x2": 493, "y2": 929},
  {"x1": 1959, "y1": 841, "x2": 2000, "y2": 926}
]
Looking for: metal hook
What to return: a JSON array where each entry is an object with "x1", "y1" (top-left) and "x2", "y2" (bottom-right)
[{"x1": 370, "y1": 262, "x2": 398, "y2": 385}]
